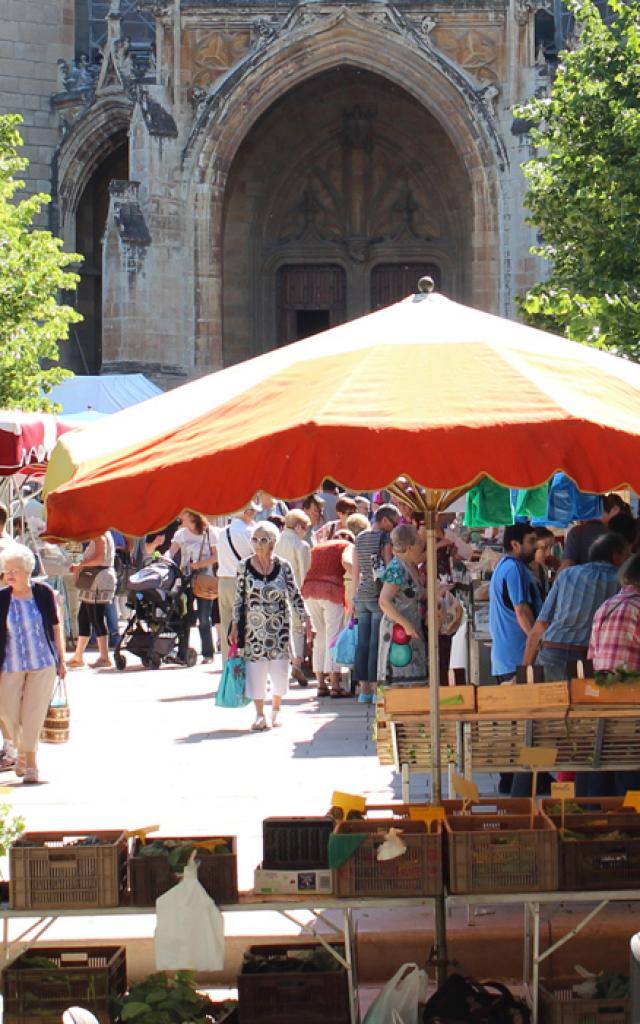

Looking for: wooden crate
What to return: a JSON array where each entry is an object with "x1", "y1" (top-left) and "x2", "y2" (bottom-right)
[
  {"x1": 391, "y1": 717, "x2": 460, "y2": 770},
  {"x1": 10, "y1": 831, "x2": 128, "y2": 910},
  {"x1": 571, "y1": 677, "x2": 640, "y2": 705},
  {"x1": 374, "y1": 710, "x2": 394, "y2": 765},
  {"x1": 539, "y1": 979, "x2": 630, "y2": 1023},
  {"x1": 3, "y1": 945, "x2": 126, "y2": 1024},
  {"x1": 446, "y1": 814, "x2": 558, "y2": 894},
  {"x1": 333, "y1": 819, "x2": 442, "y2": 897},
  {"x1": 477, "y1": 682, "x2": 569, "y2": 714},
  {"x1": 600, "y1": 717, "x2": 640, "y2": 767},
  {"x1": 467, "y1": 719, "x2": 527, "y2": 770},
  {"x1": 383, "y1": 685, "x2": 476, "y2": 715}
]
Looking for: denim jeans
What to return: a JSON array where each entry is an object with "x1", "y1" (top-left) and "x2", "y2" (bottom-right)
[
  {"x1": 536, "y1": 646, "x2": 587, "y2": 682},
  {"x1": 195, "y1": 597, "x2": 214, "y2": 659},
  {"x1": 178, "y1": 596, "x2": 214, "y2": 660},
  {"x1": 354, "y1": 598, "x2": 382, "y2": 683},
  {"x1": 104, "y1": 600, "x2": 120, "y2": 646}
]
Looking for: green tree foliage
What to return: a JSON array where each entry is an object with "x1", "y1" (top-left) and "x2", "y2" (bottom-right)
[
  {"x1": 0, "y1": 114, "x2": 82, "y2": 409},
  {"x1": 518, "y1": 0, "x2": 640, "y2": 359}
]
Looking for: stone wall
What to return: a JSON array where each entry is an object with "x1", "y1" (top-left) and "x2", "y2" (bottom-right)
[{"x1": 0, "y1": 0, "x2": 75, "y2": 202}]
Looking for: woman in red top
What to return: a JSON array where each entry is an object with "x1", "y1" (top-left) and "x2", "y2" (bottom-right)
[{"x1": 302, "y1": 535, "x2": 353, "y2": 698}]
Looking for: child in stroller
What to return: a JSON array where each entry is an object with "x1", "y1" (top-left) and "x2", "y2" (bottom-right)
[{"x1": 114, "y1": 554, "x2": 197, "y2": 670}]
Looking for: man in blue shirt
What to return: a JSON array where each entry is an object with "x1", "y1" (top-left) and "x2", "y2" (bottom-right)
[
  {"x1": 489, "y1": 524, "x2": 541, "y2": 681},
  {"x1": 523, "y1": 532, "x2": 629, "y2": 681}
]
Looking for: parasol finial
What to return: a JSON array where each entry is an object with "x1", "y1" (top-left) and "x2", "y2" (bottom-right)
[{"x1": 417, "y1": 276, "x2": 435, "y2": 294}]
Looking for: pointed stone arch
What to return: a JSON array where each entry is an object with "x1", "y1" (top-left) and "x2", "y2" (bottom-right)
[
  {"x1": 182, "y1": 8, "x2": 505, "y2": 369},
  {"x1": 55, "y1": 96, "x2": 132, "y2": 246}
]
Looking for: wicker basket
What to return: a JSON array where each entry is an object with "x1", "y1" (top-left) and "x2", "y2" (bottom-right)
[
  {"x1": 2, "y1": 945, "x2": 126, "y2": 1024},
  {"x1": 39, "y1": 704, "x2": 69, "y2": 744},
  {"x1": 10, "y1": 831, "x2": 128, "y2": 909},
  {"x1": 539, "y1": 978, "x2": 630, "y2": 1023},
  {"x1": 446, "y1": 814, "x2": 558, "y2": 894},
  {"x1": 333, "y1": 818, "x2": 442, "y2": 897},
  {"x1": 128, "y1": 835, "x2": 238, "y2": 905}
]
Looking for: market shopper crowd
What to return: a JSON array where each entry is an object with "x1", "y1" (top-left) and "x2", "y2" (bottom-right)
[{"x1": 1, "y1": 482, "x2": 639, "y2": 767}]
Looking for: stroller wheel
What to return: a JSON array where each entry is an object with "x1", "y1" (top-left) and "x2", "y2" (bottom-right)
[
  {"x1": 114, "y1": 651, "x2": 127, "y2": 671},
  {"x1": 185, "y1": 647, "x2": 198, "y2": 668}
]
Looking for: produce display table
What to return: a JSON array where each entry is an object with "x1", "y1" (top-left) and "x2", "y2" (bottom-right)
[
  {"x1": 0, "y1": 895, "x2": 435, "y2": 1024},
  {"x1": 2, "y1": 890, "x2": 638, "y2": 1024},
  {"x1": 378, "y1": 706, "x2": 640, "y2": 800}
]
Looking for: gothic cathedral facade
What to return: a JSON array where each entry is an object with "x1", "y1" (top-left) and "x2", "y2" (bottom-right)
[{"x1": 1, "y1": 0, "x2": 560, "y2": 386}]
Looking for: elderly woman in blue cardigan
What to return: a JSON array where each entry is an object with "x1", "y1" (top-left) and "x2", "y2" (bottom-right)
[{"x1": 0, "y1": 544, "x2": 65, "y2": 784}]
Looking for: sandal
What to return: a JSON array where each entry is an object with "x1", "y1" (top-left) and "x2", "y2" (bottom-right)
[
  {"x1": 251, "y1": 717, "x2": 269, "y2": 732},
  {"x1": 90, "y1": 658, "x2": 112, "y2": 669},
  {"x1": 290, "y1": 666, "x2": 308, "y2": 686},
  {"x1": 330, "y1": 689, "x2": 353, "y2": 698},
  {"x1": 66, "y1": 659, "x2": 84, "y2": 669},
  {"x1": 271, "y1": 714, "x2": 282, "y2": 728}
]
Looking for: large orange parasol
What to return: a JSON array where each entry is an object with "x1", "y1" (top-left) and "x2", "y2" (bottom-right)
[{"x1": 46, "y1": 286, "x2": 640, "y2": 539}]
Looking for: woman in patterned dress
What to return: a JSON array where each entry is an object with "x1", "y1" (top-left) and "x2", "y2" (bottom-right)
[
  {"x1": 377, "y1": 523, "x2": 427, "y2": 685},
  {"x1": 230, "y1": 521, "x2": 308, "y2": 731}
]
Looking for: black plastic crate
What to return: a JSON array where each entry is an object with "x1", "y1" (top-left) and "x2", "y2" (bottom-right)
[
  {"x1": 238, "y1": 942, "x2": 349, "y2": 1024},
  {"x1": 262, "y1": 818, "x2": 334, "y2": 870}
]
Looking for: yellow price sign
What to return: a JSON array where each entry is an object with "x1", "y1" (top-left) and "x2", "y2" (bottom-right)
[
  {"x1": 518, "y1": 746, "x2": 558, "y2": 769},
  {"x1": 409, "y1": 806, "x2": 446, "y2": 825},
  {"x1": 127, "y1": 824, "x2": 160, "y2": 843},
  {"x1": 451, "y1": 773, "x2": 480, "y2": 804},
  {"x1": 331, "y1": 792, "x2": 366, "y2": 818},
  {"x1": 551, "y1": 782, "x2": 575, "y2": 801},
  {"x1": 623, "y1": 791, "x2": 640, "y2": 812},
  {"x1": 0, "y1": 786, "x2": 13, "y2": 796}
]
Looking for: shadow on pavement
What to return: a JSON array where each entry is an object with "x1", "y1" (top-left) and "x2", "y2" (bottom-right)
[{"x1": 160, "y1": 692, "x2": 217, "y2": 703}]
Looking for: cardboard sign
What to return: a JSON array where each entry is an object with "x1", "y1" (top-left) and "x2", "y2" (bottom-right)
[
  {"x1": 451, "y1": 773, "x2": 480, "y2": 803},
  {"x1": 551, "y1": 782, "x2": 576, "y2": 800},
  {"x1": 518, "y1": 746, "x2": 558, "y2": 769},
  {"x1": 409, "y1": 806, "x2": 446, "y2": 826},
  {"x1": 332, "y1": 791, "x2": 366, "y2": 818},
  {"x1": 623, "y1": 791, "x2": 640, "y2": 812}
]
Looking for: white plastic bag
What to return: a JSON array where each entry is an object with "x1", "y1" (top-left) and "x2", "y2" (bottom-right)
[
  {"x1": 363, "y1": 963, "x2": 428, "y2": 1024},
  {"x1": 376, "y1": 828, "x2": 407, "y2": 861},
  {"x1": 154, "y1": 851, "x2": 224, "y2": 971}
]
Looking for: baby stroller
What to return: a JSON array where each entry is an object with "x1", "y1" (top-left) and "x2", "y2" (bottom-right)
[{"x1": 114, "y1": 555, "x2": 197, "y2": 670}]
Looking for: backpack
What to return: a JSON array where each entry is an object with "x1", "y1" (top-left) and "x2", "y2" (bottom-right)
[{"x1": 422, "y1": 973, "x2": 530, "y2": 1023}]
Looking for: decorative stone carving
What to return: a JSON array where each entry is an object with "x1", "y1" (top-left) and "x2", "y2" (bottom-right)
[
  {"x1": 251, "y1": 16, "x2": 279, "y2": 46},
  {"x1": 477, "y1": 82, "x2": 500, "y2": 115},
  {"x1": 516, "y1": 0, "x2": 539, "y2": 27},
  {"x1": 136, "y1": 89, "x2": 178, "y2": 138},
  {"x1": 421, "y1": 16, "x2": 438, "y2": 38},
  {"x1": 109, "y1": 180, "x2": 151, "y2": 275},
  {"x1": 430, "y1": 28, "x2": 499, "y2": 83},
  {"x1": 272, "y1": 113, "x2": 440, "y2": 260},
  {"x1": 186, "y1": 29, "x2": 252, "y2": 91}
]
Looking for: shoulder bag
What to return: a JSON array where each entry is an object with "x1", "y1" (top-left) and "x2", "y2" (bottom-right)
[{"x1": 192, "y1": 531, "x2": 218, "y2": 600}]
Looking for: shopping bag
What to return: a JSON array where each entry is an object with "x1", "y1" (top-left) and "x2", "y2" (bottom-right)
[
  {"x1": 215, "y1": 645, "x2": 250, "y2": 708},
  {"x1": 333, "y1": 619, "x2": 358, "y2": 667},
  {"x1": 363, "y1": 962, "x2": 427, "y2": 1024},
  {"x1": 154, "y1": 852, "x2": 224, "y2": 971}
]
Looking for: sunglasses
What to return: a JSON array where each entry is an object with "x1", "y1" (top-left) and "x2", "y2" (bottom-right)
[{"x1": 253, "y1": 536, "x2": 271, "y2": 545}]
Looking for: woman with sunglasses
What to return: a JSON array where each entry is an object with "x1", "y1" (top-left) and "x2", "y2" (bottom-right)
[{"x1": 230, "y1": 521, "x2": 308, "y2": 731}]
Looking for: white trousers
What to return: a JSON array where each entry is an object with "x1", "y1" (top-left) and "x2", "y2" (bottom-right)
[
  {"x1": 305, "y1": 597, "x2": 345, "y2": 674},
  {"x1": 244, "y1": 658, "x2": 290, "y2": 700},
  {"x1": 0, "y1": 666, "x2": 57, "y2": 753}
]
